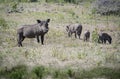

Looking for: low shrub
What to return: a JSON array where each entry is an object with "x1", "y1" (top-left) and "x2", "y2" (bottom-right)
[
  {"x1": 0, "y1": 17, "x2": 8, "y2": 29},
  {"x1": 92, "y1": 0, "x2": 120, "y2": 15},
  {"x1": 52, "y1": 69, "x2": 67, "y2": 79},
  {"x1": 8, "y1": 65, "x2": 27, "y2": 79},
  {"x1": 67, "y1": 69, "x2": 75, "y2": 78},
  {"x1": 6, "y1": 2, "x2": 24, "y2": 13},
  {"x1": 32, "y1": 66, "x2": 45, "y2": 79}
]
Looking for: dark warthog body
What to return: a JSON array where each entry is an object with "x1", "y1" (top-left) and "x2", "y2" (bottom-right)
[
  {"x1": 84, "y1": 30, "x2": 90, "y2": 42},
  {"x1": 17, "y1": 19, "x2": 50, "y2": 47},
  {"x1": 98, "y1": 33, "x2": 112, "y2": 44},
  {"x1": 66, "y1": 24, "x2": 82, "y2": 39}
]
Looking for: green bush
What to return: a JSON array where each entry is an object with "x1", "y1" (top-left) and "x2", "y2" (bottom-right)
[
  {"x1": 0, "y1": 67, "x2": 7, "y2": 77},
  {"x1": 32, "y1": 66, "x2": 45, "y2": 79},
  {"x1": 0, "y1": 17, "x2": 8, "y2": 29},
  {"x1": 1, "y1": 65, "x2": 120, "y2": 79},
  {"x1": 74, "y1": 67, "x2": 120, "y2": 79},
  {"x1": 6, "y1": 2, "x2": 24, "y2": 13},
  {"x1": 8, "y1": 65, "x2": 27, "y2": 79},
  {"x1": 8, "y1": 2, "x2": 20, "y2": 13},
  {"x1": 11, "y1": 2, "x2": 18, "y2": 12},
  {"x1": 52, "y1": 69, "x2": 67, "y2": 79},
  {"x1": 67, "y1": 69, "x2": 74, "y2": 78},
  {"x1": 53, "y1": 69, "x2": 60, "y2": 78}
]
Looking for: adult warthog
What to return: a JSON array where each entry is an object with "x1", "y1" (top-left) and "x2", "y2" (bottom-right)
[
  {"x1": 17, "y1": 19, "x2": 50, "y2": 47},
  {"x1": 66, "y1": 24, "x2": 82, "y2": 39}
]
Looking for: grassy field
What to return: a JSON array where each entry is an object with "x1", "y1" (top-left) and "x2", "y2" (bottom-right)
[{"x1": 0, "y1": 1, "x2": 120, "y2": 79}]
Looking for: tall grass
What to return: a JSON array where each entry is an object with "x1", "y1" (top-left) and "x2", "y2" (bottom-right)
[
  {"x1": 1, "y1": 65, "x2": 120, "y2": 79},
  {"x1": 0, "y1": 65, "x2": 27, "y2": 79}
]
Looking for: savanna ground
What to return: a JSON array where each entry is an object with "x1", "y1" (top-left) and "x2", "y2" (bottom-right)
[{"x1": 0, "y1": 1, "x2": 120, "y2": 79}]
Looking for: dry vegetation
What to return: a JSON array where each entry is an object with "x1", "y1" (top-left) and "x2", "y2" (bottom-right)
[{"x1": 0, "y1": 1, "x2": 120, "y2": 79}]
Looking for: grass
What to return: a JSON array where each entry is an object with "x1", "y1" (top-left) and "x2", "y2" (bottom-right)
[
  {"x1": 0, "y1": 16, "x2": 8, "y2": 29},
  {"x1": 0, "y1": 1, "x2": 120, "y2": 79},
  {"x1": 32, "y1": 66, "x2": 46, "y2": 79},
  {"x1": 1, "y1": 65, "x2": 120, "y2": 79},
  {"x1": 74, "y1": 67, "x2": 120, "y2": 79},
  {"x1": 77, "y1": 52, "x2": 87, "y2": 59},
  {"x1": 0, "y1": 65, "x2": 27, "y2": 79}
]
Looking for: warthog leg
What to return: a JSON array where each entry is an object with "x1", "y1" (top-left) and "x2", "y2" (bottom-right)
[
  {"x1": 78, "y1": 34, "x2": 81, "y2": 39},
  {"x1": 41, "y1": 35, "x2": 44, "y2": 45},
  {"x1": 103, "y1": 39, "x2": 106, "y2": 44},
  {"x1": 68, "y1": 31, "x2": 72, "y2": 37},
  {"x1": 17, "y1": 33, "x2": 25, "y2": 47},
  {"x1": 18, "y1": 37, "x2": 25, "y2": 47},
  {"x1": 75, "y1": 32, "x2": 77, "y2": 38},
  {"x1": 36, "y1": 35, "x2": 40, "y2": 43}
]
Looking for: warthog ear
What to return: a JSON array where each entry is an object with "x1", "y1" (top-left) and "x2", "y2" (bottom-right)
[
  {"x1": 66, "y1": 26, "x2": 69, "y2": 32},
  {"x1": 37, "y1": 20, "x2": 41, "y2": 23},
  {"x1": 46, "y1": 19, "x2": 50, "y2": 23},
  {"x1": 66, "y1": 26, "x2": 69, "y2": 29}
]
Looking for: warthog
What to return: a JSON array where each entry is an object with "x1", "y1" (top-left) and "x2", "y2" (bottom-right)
[
  {"x1": 84, "y1": 30, "x2": 90, "y2": 42},
  {"x1": 17, "y1": 19, "x2": 50, "y2": 47},
  {"x1": 98, "y1": 33, "x2": 112, "y2": 44},
  {"x1": 66, "y1": 24, "x2": 82, "y2": 39}
]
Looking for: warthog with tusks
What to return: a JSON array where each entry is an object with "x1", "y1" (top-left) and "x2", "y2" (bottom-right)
[
  {"x1": 17, "y1": 19, "x2": 50, "y2": 47},
  {"x1": 66, "y1": 24, "x2": 82, "y2": 39}
]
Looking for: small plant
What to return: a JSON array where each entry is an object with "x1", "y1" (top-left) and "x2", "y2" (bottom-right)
[
  {"x1": 67, "y1": 69, "x2": 74, "y2": 78},
  {"x1": 51, "y1": 48, "x2": 67, "y2": 61},
  {"x1": 0, "y1": 17, "x2": 8, "y2": 29},
  {"x1": 32, "y1": 66, "x2": 45, "y2": 79},
  {"x1": 92, "y1": 28, "x2": 99, "y2": 43},
  {"x1": 96, "y1": 61, "x2": 102, "y2": 67},
  {"x1": 74, "y1": 67, "x2": 120, "y2": 79},
  {"x1": 52, "y1": 69, "x2": 67, "y2": 79},
  {"x1": 0, "y1": 67, "x2": 7, "y2": 77},
  {"x1": 8, "y1": 65, "x2": 27, "y2": 79},
  {"x1": 51, "y1": 48, "x2": 59, "y2": 58},
  {"x1": 7, "y1": 2, "x2": 23, "y2": 13},
  {"x1": 77, "y1": 52, "x2": 87, "y2": 59},
  {"x1": 53, "y1": 69, "x2": 60, "y2": 78},
  {"x1": 11, "y1": 2, "x2": 18, "y2": 12}
]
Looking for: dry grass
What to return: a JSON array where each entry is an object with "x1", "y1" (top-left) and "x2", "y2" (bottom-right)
[{"x1": 0, "y1": 2, "x2": 120, "y2": 79}]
